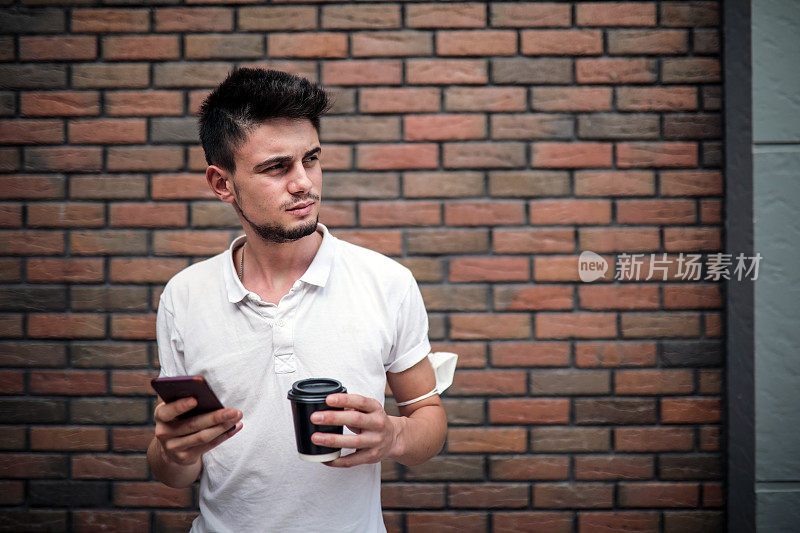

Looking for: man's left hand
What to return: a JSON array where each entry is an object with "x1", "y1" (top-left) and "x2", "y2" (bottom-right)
[{"x1": 309, "y1": 393, "x2": 402, "y2": 468}]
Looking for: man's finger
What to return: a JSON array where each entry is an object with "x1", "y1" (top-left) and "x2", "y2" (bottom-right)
[
  {"x1": 310, "y1": 409, "x2": 370, "y2": 429},
  {"x1": 155, "y1": 396, "x2": 197, "y2": 423},
  {"x1": 322, "y1": 448, "x2": 372, "y2": 468},
  {"x1": 168, "y1": 419, "x2": 243, "y2": 452},
  {"x1": 170, "y1": 407, "x2": 241, "y2": 438},
  {"x1": 326, "y1": 393, "x2": 379, "y2": 413},
  {"x1": 311, "y1": 431, "x2": 374, "y2": 450}
]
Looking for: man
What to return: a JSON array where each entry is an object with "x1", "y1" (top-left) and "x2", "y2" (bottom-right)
[{"x1": 146, "y1": 68, "x2": 447, "y2": 532}]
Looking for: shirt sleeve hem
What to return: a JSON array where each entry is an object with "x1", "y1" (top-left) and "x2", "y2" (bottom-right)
[{"x1": 385, "y1": 340, "x2": 431, "y2": 374}]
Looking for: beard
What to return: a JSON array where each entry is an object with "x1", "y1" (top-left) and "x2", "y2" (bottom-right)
[{"x1": 233, "y1": 191, "x2": 320, "y2": 244}]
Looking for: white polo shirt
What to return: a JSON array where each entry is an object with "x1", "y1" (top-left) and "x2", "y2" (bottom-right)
[{"x1": 156, "y1": 224, "x2": 431, "y2": 533}]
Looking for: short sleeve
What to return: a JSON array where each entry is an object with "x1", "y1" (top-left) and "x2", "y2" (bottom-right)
[
  {"x1": 156, "y1": 293, "x2": 186, "y2": 378},
  {"x1": 384, "y1": 275, "x2": 431, "y2": 373}
]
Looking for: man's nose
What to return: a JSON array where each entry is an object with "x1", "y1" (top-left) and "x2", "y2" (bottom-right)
[{"x1": 287, "y1": 161, "x2": 312, "y2": 193}]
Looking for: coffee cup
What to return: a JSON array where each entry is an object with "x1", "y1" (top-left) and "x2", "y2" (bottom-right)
[{"x1": 287, "y1": 378, "x2": 347, "y2": 462}]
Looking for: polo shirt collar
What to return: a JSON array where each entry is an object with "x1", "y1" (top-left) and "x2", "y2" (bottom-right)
[{"x1": 223, "y1": 223, "x2": 335, "y2": 304}]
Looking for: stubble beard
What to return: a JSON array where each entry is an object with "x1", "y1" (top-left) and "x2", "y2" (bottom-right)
[{"x1": 233, "y1": 191, "x2": 320, "y2": 244}]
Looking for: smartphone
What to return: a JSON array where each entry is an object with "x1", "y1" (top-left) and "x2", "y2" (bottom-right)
[{"x1": 151, "y1": 375, "x2": 225, "y2": 420}]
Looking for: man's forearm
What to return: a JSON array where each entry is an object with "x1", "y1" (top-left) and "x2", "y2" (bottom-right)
[
  {"x1": 147, "y1": 437, "x2": 202, "y2": 488},
  {"x1": 388, "y1": 405, "x2": 447, "y2": 466}
]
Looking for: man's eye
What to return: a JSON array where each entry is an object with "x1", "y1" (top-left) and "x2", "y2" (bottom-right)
[{"x1": 304, "y1": 155, "x2": 319, "y2": 163}]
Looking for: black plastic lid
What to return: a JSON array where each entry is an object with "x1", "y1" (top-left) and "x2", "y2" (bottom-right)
[{"x1": 287, "y1": 378, "x2": 346, "y2": 402}]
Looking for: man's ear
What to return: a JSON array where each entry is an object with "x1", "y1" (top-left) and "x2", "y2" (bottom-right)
[{"x1": 206, "y1": 165, "x2": 235, "y2": 204}]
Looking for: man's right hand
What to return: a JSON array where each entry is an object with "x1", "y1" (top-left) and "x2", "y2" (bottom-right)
[{"x1": 153, "y1": 396, "x2": 243, "y2": 466}]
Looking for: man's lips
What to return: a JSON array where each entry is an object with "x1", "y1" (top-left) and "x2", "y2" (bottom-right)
[{"x1": 286, "y1": 201, "x2": 314, "y2": 215}]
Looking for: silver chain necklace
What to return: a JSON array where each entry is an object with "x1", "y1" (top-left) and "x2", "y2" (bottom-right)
[{"x1": 238, "y1": 243, "x2": 245, "y2": 280}]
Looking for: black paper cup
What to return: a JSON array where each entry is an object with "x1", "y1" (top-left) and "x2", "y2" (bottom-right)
[{"x1": 287, "y1": 378, "x2": 347, "y2": 462}]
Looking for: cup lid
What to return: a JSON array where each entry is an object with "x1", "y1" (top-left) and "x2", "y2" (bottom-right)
[{"x1": 287, "y1": 378, "x2": 346, "y2": 402}]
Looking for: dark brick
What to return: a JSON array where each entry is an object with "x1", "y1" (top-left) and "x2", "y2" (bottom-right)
[
  {"x1": 71, "y1": 286, "x2": 149, "y2": 312},
  {"x1": 29, "y1": 481, "x2": 108, "y2": 507},
  {"x1": 0, "y1": 510, "x2": 67, "y2": 532},
  {"x1": 0, "y1": 342, "x2": 66, "y2": 367},
  {"x1": 0, "y1": 65, "x2": 67, "y2": 89},
  {"x1": 530, "y1": 370, "x2": 611, "y2": 395},
  {"x1": 578, "y1": 113, "x2": 660, "y2": 139},
  {"x1": 150, "y1": 117, "x2": 199, "y2": 143},
  {"x1": 574, "y1": 398, "x2": 657, "y2": 424},
  {"x1": 663, "y1": 511, "x2": 723, "y2": 532},
  {"x1": 71, "y1": 342, "x2": 149, "y2": 368},
  {"x1": 661, "y1": 340, "x2": 722, "y2": 366},
  {"x1": 0, "y1": 454, "x2": 68, "y2": 479},
  {"x1": 491, "y1": 58, "x2": 572, "y2": 84},
  {"x1": 0, "y1": 286, "x2": 67, "y2": 312},
  {"x1": 0, "y1": 8, "x2": 65, "y2": 33},
  {"x1": 660, "y1": 455, "x2": 722, "y2": 480},
  {"x1": 442, "y1": 398, "x2": 485, "y2": 425},
  {"x1": 405, "y1": 456, "x2": 484, "y2": 481},
  {"x1": 71, "y1": 398, "x2": 149, "y2": 424},
  {"x1": 0, "y1": 398, "x2": 67, "y2": 423},
  {"x1": 664, "y1": 114, "x2": 722, "y2": 139},
  {"x1": 703, "y1": 141, "x2": 723, "y2": 167},
  {"x1": 0, "y1": 426, "x2": 25, "y2": 450}
]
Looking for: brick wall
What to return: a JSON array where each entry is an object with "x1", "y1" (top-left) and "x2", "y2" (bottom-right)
[{"x1": 0, "y1": 2, "x2": 723, "y2": 532}]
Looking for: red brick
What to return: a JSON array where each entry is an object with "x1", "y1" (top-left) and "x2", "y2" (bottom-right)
[
  {"x1": 522, "y1": 30, "x2": 603, "y2": 55},
  {"x1": 494, "y1": 285, "x2": 573, "y2": 311},
  {"x1": 437, "y1": 30, "x2": 517, "y2": 56},
  {"x1": 531, "y1": 142, "x2": 612, "y2": 168},
  {"x1": 490, "y1": 399, "x2": 569, "y2": 424},
  {"x1": 69, "y1": 119, "x2": 146, "y2": 145},
  {"x1": 357, "y1": 144, "x2": 438, "y2": 170},
  {"x1": 0, "y1": 205, "x2": 21, "y2": 228},
  {"x1": 700, "y1": 426, "x2": 720, "y2": 452},
  {"x1": 447, "y1": 428, "x2": 527, "y2": 453},
  {"x1": 494, "y1": 512, "x2": 572, "y2": 533},
  {"x1": 21, "y1": 92, "x2": 100, "y2": 117},
  {"x1": 107, "y1": 146, "x2": 183, "y2": 172},
  {"x1": 381, "y1": 484, "x2": 445, "y2": 509},
  {"x1": 112, "y1": 428, "x2": 153, "y2": 452},
  {"x1": 445, "y1": 201, "x2": 525, "y2": 226},
  {"x1": 28, "y1": 314, "x2": 105, "y2": 339},
  {"x1": 319, "y1": 144, "x2": 352, "y2": 170},
  {"x1": 73, "y1": 510, "x2": 150, "y2": 533},
  {"x1": 109, "y1": 202, "x2": 187, "y2": 228},
  {"x1": 662, "y1": 58, "x2": 721, "y2": 83},
  {"x1": 575, "y1": 456, "x2": 654, "y2": 481},
  {"x1": 73, "y1": 454, "x2": 148, "y2": 480},
  {"x1": 407, "y1": 59, "x2": 487, "y2": 85},
  {"x1": 576, "y1": 59, "x2": 657, "y2": 83},
  {"x1": 0, "y1": 120, "x2": 63, "y2": 144},
  {"x1": 27, "y1": 203, "x2": 105, "y2": 228},
  {"x1": 445, "y1": 87, "x2": 526, "y2": 112},
  {"x1": 703, "y1": 482, "x2": 724, "y2": 507},
  {"x1": 0, "y1": 230, "x2": 64, "y2": 255},
  {"x1": 451, "y1": 314, "x2": 531, "y2": 340},
  {"x1": 405, "y1": 114, "x2": 485, "y2": 141},
  {"x1": 579, "y1": 512, "x2": 659, "y2": 532},
  {"x1": 535, "y1": 483, "x2": 613, "y2": 508},
  {"x1": 608, "y1": 30, "x2": 688, "y2": 55},
  {"x1": 360, "y1": 88, "x2": 440, "y2": 113},
  {"x1": 105, "y1": 91, "x2": 184, "y2": 117},
  {"x1": 154, "y1": 512, "x2": 197, "y2": 533},
  {"x1": 30, "y1": 426, "x2": 107, "y2": 451},
  {"x1": 449, "y1": 483, "x2": 529, "y2": 508},
  {"x1": 151, "y1": 174, "x2": 215, "y2": 200},
  {"x1": 663, "y1": 284, "x2": 722, "y2": 309},
  {"x1": 616, "y1": 369, "x2": 694, "y2": 395},
  {"x1": 579, "y1": 228, "x2": 660, "y2": 253},
  {"x1": 322, "y1": 4, "x2": 400, "y2": 29},
  {"x1": 575, "y1": 171, "x2": 655, "y2": 197},
  {"x1": 617, "y1": 199, "x2": 696, "y2": 224},
  {"x1": 615, "y1": 427, "x2": 694, "y2": 452},
  {"x1": 0, "y1": 370, "x2": 24, "y2": 394},
  {"x1": 115, "y1": 482, "x2": 192, "y2": 507},
  {"x1": 26, "y1": 258, "x2": 103, "y2": 283},
  {"x1": 449, "y1": 257, "x2": 529, "y2": 283},
  {"x1": 333, "y1": 230, "x2": 402, "y2": 256},
  {"x1": 662, "y1": 398, "x2": 721, "y2": 423},
  {"x1": 490, "y1": 456, "x2": 569, "y2": 481},
  {"x1": 699, "y1": 200, "x2": 721, "y2": 224},
  {"x1": 268, "y1": 33, "x2": 347, "y2": 59},
  {"x1": 577, "y1": 2, "x2": 656, "y2": 26},
  {"x1": 407, "y1": 512, "x2": 487, "y2": 532},
  {"x1": 705, "y1": 313, "x2": 722, "y2": 337},
  {"x1": 108, "y1": 258, "x2": 185, "y2": 284},
  {"x1": 444, "y1": 142, "x2": 526, "y2": 168},
  {"x1": 403, "y1": 171, "x2": 484, "y2": 198},
  {"x1": 72, "y1": 9, "x2": 150, "y2": 33},
  {"x1": 660, "y1": 170, "x2": 722, "y2": 196},
  {"x1": 25, "y1": 147, "x2": 102, "y2": 172},
  {"x1": 112, "y1": 370, "x2": 157, "y2": 395},
  {"x1": 532, "y1": 87, "x2": 612, "y2": 112},
  {"x1": 619, "y1": 482, "x2": 698, "y2": 508},
  {"x1": 536, "y1": 313, "x2": 617, "y2": 339},
  {"x1": 154, "y1": 8, "x2": 232, "y2": 32},
  {"x1": 579, "y1": 285, "x2": 659, "y2": 310},
  {"x1": 111, "y1": 314, "x2": 156, "y2": 340},
  {"x1": 529, "y1": 199, "x2": 611, "y2": 225},
  {"x1": 407, "y1": 3, "x2": 486, "y2": 28},
  {"x1": 323, "y1": 61, "x2": 401, "y2": 86},
  {"x1": 494, "y1": 228, "x2": 574, "y2": 254},
  {"x1": 19, "y1": 36, "x2": 96, "y2": 61},
  {"x1": 490, "y1": 341, "x2": 570, "y2": 367},
  {"x1": 103, "y1": 36, "x2": 180, "y2": 61},
  {"x1": 352, "y1": 32, "x2": 432, "y2": 57},
  {"x1": 152, "y1": 230, "x2": 231, "y2": 256},
  {"x1": 359, "y1": 201, "x2": 440, "y2": 227},
  {"x1": 575, "y1": 342, "x2": 657, "y2": 367},
  {"x1": 617, "y1": 86, "x2": 698, "y2": 111},
  {"x1": 698, "y1": 370, "x2": 723, "y2": 395},
  {"x1": 663, "y1": 228, "x2": 721, "y2": 252}
]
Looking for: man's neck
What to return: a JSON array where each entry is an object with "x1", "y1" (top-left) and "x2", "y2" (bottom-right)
[{"x1": 238, "y1": 226, "x2": 323, "y2": 302}]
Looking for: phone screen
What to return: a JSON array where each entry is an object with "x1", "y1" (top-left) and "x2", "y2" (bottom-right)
[{"x1": 151, "y1": 376, "x2": 225, "y2": 419}]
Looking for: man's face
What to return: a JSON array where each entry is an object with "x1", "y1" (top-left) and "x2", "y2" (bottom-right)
[{"x1": 227, "y1": 118, "x2": 322, "y2": 243}]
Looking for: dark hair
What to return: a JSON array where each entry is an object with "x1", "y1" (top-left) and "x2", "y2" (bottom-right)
[{"x1": 198, "y1": 68, "x2": 331, "y2": 173}]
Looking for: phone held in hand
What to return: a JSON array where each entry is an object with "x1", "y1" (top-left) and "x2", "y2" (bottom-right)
[{"x1": 151, "y1": 375, "x2": 225, "y2": 419}]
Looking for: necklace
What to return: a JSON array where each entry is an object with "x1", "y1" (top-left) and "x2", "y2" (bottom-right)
[{"x1": 238, "y1": 243, "x2": 245, "y2": 280}]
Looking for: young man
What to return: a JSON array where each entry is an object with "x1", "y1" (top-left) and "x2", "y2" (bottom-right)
[{"x1": 147, "y1": 68, "x2": 447, "y2": 532}]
